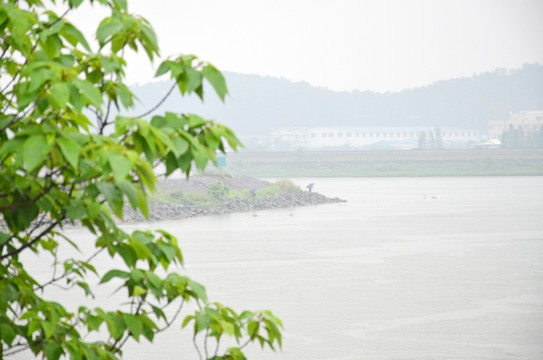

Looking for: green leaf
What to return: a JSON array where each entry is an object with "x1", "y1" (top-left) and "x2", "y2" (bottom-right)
[
  {"x1": 157, "y1": 242, "x2": 177, "y2": 263},
  {"x1": 144, "y1": 271, "x2": 162, "y2": 290},
  {"x1": 61, "y1": 23, "x2": 91, "y2": 51},
  {"x1": 57, "y1": 138, "x2": 81, "y2": 169},
  {"x1": 188, "y1": 279, "x2": 207, "y2": 301},
  {"x1": 202, "y1": 65, "x2": 228, "y2": 101},
  {"x1": 130, "y1": 269, "x2": 143, "y2": 282},
  {"x1": 248, "y1": 321, "x2": 259, "y2": 338},
  {"x1": 172, "y1": 137, "x2": 189, "y2": 157},
  {"x1": 0, "y1": 232, "x2": 10, "y2": 246},
  {"x1": 117, "y1": 84, "x2": 134, "y2": 108},
  {"x1": 0, "y1": 323, "x2": 16, "y2": 345},
  {"x1": 139, "y1": 24, "x2": 158, "y2": 60},
  {"x1": 0, "y1": 138, "x2": 23, "y2": 158},
  {"x1": 179, "y1": 67, "x2": 203, "y2": 95},
  {"x1": 151, "y1": 305, "x2": 166, "y2": 321},
  {"x1": 108, "y1": 153, "x2": 132, "y2": 182},
  {"x1": 181, "y1": 315, "x2": 194, "y2": 329},
  {"x1": 220, "y1": 320, "x2": 235, "y2": 336},
  {"x1": 45, "y1": 342, "x2": 64, "y2": 360},
  {"x1": 117, "y1": 245, "x2": 137, "y2": 268},
  {"x1": 42, "y1": 321, "x2": 56, "y2": 338},
  {"x1": 23, "y1": 134, "x2": 51, "y2": 171},
  {"x1": 96, "y1": 182, "x2": 123, "y2": 218},
  {"x1": 96, "y1": 18, "x2": 124, "y2": 45},
  {"x1": 150, "y1": 115, "x2": 166, "y2": 128},
  {"x1": 155, "y1": 61, "x2": 171, "y2": 77},
  {"x1": 86, "y1": 314, "x2": 104, "y2": 331},
  {"x1": 124, "y1": 314, "x2": 143, "y2": 341},
  {"x1": 133, "y1": 285, "x2": 147, "y2": 297},
  {"x1": 165, "y1": 151, "x2": 178, "y2": 176},
  {"x1": 106, "y1": 314, "x2": 126, "y2": 340},
  {"x1": 195, "y1": 313, "x2": 211, "y2": 333},
  {"x1": 28, "y1": 319, "x2": 41, "y2": 336},
  {"x1": 66, "y1": 200, "x2": 86, "y2": 220},
  {"x1": 112, "y1": 0, "x2": 128, "y2": 11},
  {"x1": 42, "y1": 35, "x2": 63, "y2": 59},
  {"x1": 69, "y1": 0, "x2": 85, "y2": 7},
  {"x1": 68, "y1": 83, "x2": 83, "y2": 111},
  {"x1": 117, "y1": 180, "x2": 139, "y2": 209},
  {"x1": 100, "y1": 269, "x2": 130, "y2": 284},
  {"x1": 115, "y1": 116, "x2": 133, "y2": 136},
  {"x1": 73, "y1": 78, "x2": 102, "y2": 108},
  {"x1": 191, "y1": 146, "x2": 209, "y2": 170},
  {"x1": 50, "y1": 82, "x2": 70, "y2": 109},
  {"x1": 29, "y1": 67, "x2": 57, "y2": 92}
]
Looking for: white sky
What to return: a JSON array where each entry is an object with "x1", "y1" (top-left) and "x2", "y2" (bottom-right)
[{"x1": 70, "y1": 0, "x2": 543, "y2": 92}]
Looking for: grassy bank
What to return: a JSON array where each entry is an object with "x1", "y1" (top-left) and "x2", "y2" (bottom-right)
[
  {"x1": 223, "y1": 150, "x2": 543, "y2": 177},
  {"x1": 153, "y1": 178, "x2": 300, "y2": 208},
  {"x1": 122, "y1": 176, "x2": 342, "y2": 222}
]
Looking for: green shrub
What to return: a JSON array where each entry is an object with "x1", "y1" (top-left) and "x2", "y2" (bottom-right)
[
  {"x1": 256, "y1": 186, "x2": 280, "y2": 199},
  {"x1": 170, "y1": 191, "x2": 184, "y2": 200},
  {"x1": 208, "y1": 182, "x2": 231, "y2": 200},
  {"x1": 184, "y1": 192, "x2": 209, "y2": 203},
  {"x1": 275, "y1": 179, "x2": 300, "y2": 193}
]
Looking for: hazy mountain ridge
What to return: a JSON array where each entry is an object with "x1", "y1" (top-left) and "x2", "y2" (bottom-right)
[{"x1": 127, "y1": 64, "x2": 543, "y2": 136}]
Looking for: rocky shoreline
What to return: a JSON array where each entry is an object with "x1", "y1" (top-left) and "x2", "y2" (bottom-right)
[{"x1": 122, "y1": 175, "x2": 345, "y2": 222}]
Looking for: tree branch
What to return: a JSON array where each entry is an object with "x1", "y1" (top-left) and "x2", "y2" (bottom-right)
[
  {"x1": 0, "y1": 220, "x2": 59, "y2": 260},
  {"x1": 204, "y1": 329, "x2": 209, "y2": 360},
  {"x1": 134, "y1": 82, "x2": 176, "y2": 118},
  {"x1": 35, "y1": 248, "x2": 106, "y2": 292},
  {"x1": 193, "y1": 333, "x2": 203, "y2": 360},
  {"x1": 155, "y1": 299, "x2": 184, "y2": 333}
]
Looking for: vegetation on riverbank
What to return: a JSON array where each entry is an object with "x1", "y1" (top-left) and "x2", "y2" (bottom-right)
[
  {"x1": 228, "y1": 159, "x2": 543, "y2": 177},
  {"x1": 123, "y1": 175, "x2": 344, "y2": 222},
  {"x1": 224, "y1": 150, "x2": 543, "y2": 177}
]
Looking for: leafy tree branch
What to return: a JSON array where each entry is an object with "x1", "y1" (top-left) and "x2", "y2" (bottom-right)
[{"x1": 0, "y1": 1, "x2": 282, "y2": 359}]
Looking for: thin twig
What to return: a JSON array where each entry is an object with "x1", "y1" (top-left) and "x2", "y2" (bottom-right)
[
  {"x1": 156, "y1": 299, "x2": 185, "y2": 333},
  {"x1": 134, "y1": 82, "x2": 176, "y2": 118},
  {"x1": 214, "y1": 337, "x2": 220, "y2": 358},
  {"x1": 35, "y1": 247, "x2": 105, "y2": 291},
  {"x1": 204, "y1": 329, "x2": 209, "y2": 360},
  {"x1": 0, "y1": 220, "x2": 59, "y2": 260},
  {"x1": 101, "y1": 100, "x2": 112, "y2": 134},
  {"x1": 193, "y1": 333, "x2": 203, "y2": 360},
  {"x1": 239, "y1": 336, "x2": 253, "y2": 350}
]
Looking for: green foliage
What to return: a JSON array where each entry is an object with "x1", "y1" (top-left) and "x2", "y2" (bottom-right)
[
  {"x1": 207, "y1": 182, "x2": 231, "y2": 200},
  {"x1": 0, "y1": 1, "x2": 282, "y2": 359},
  {"x1": 253, "y1": 180, "x2": 299, "y2": 200},
  {"x1": 274, "y1": 179, "x2": 299, "y2": 194}
]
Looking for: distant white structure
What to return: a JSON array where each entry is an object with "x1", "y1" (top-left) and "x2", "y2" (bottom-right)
[
  {"x1": 270, "y1": 127, "x2": 308, "y2": 150},
  {"x1": 488, "y1": 111, "x2": 543, "y2": 139},
  {"x1": 270, "y1": 126, "x2": 481, "y2": 150}
]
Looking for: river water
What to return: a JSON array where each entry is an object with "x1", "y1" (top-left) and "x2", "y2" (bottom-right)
[{"x1": 17, "y1": 176, "x2": 543, "y2": 359}]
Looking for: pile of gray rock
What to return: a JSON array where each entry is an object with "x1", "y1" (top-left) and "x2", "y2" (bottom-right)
[{"x1": 122, "y1": 175, "x2": 345, "y2": 222}]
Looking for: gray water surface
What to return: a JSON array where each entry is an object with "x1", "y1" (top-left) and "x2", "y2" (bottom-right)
[{"x1": 20, "y1": 177, "x2": 543, "y2": 359}]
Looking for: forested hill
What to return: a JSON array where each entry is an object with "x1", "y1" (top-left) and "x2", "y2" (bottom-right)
[{"x1": 128, "y1": 64, "x2": 543, "y2": 136}]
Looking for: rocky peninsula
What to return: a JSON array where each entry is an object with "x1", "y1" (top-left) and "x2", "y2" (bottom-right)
[{"x1": 122, "y1": 173, "x2": 345, "y2": 222}]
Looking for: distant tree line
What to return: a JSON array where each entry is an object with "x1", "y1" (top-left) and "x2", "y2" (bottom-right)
[
  {"x1": 501, "y1": 125, "x2": 543, "y2": 149},
  {"x1": 128, "y1": 64, "x2": 543, "y2": 136}
]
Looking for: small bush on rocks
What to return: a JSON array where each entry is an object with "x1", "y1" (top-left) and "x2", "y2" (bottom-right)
[
  {"x1": 275, "y1": 179, "x2": 300, "y2": 194},
  {"x1": 208, "y1": 182, "x2": 231, "y2": 200}
]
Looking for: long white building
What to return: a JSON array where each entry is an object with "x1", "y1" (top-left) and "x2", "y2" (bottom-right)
[{"x1": 271, "y1": 127, "x2": 481, "y2": 150}]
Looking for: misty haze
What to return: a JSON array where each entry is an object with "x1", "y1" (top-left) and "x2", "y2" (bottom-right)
[{"x1": 2, "y1": 1, "x2": 543, "y2": 360}]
